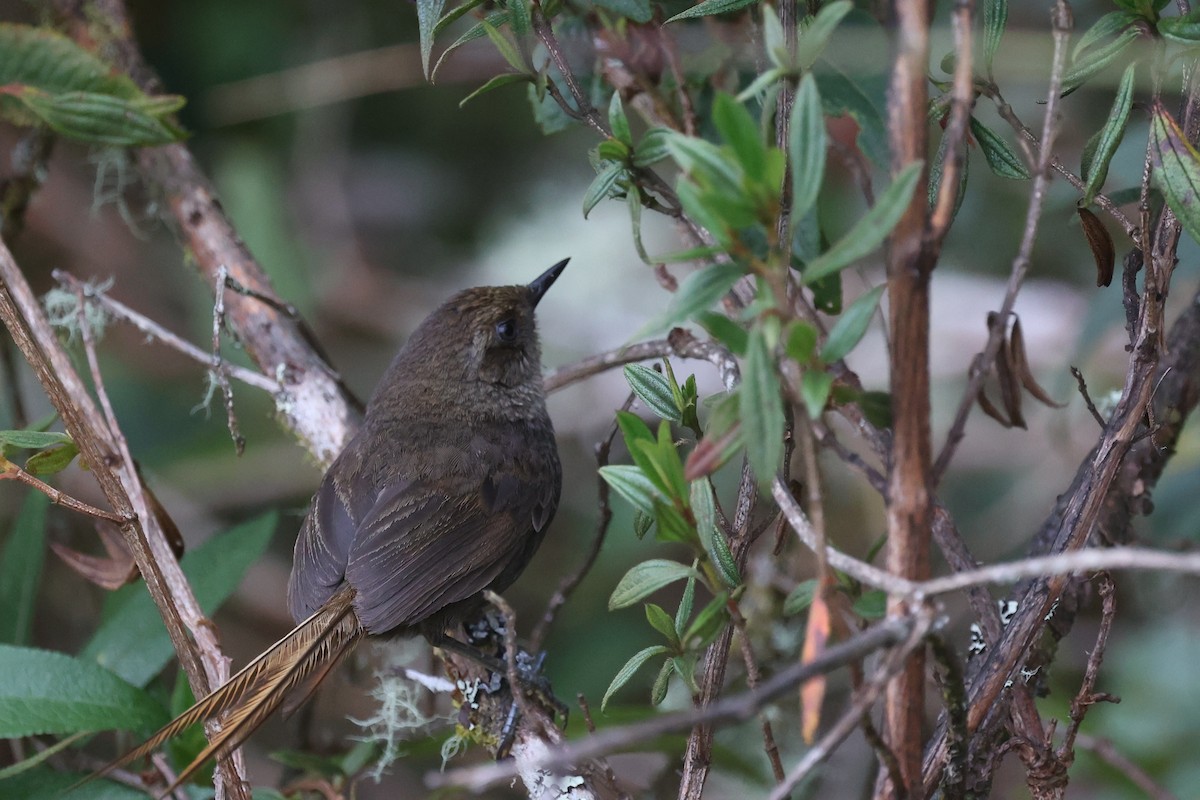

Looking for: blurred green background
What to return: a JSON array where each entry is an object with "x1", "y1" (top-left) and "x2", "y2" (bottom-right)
[{"x1": 2, "y1": 0, "x2": 1200, "y2": 797}]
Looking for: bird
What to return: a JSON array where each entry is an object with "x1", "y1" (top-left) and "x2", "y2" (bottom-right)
[{"x1": 94, "y1": 259, "x2": 568, "y2": 793}]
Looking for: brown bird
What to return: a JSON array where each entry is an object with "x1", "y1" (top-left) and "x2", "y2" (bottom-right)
[{"x1": 98, "y1": 259, "x2": 568, "y2": 792}]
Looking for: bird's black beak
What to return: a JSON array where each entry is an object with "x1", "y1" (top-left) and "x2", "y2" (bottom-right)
[{"x1": 528, "y1": 258, "x2": 570, "y2": 307}]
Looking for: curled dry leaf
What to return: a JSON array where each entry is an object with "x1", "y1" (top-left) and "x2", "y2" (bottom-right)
[
  {"x1": 1077, "y1": 206, "x2": 1115, "y2": 287},
  {"x1": 50, "y1": 520, "x2": 138, "y2": 590},
  {"x1": 800, "y1": 590, "x2": 832, "y2": 744},
  {"x1": 1010, "y1": 318, "x2": 1066, "y2": 408},
  {"x1": 996, "y1": 326, "x2": 1026, "y2": 429}
]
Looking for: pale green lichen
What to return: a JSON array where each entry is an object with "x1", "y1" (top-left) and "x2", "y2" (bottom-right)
[{"x1": 42, "y1": 280, "x2": 112, "y2": 342}]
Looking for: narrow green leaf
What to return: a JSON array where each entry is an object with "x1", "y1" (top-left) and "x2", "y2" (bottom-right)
[
  {"x1": 803, "y1": 161, "x2": 922, "y2": 284},
  {"x1": 633, "y1": 509, "x2": 655, "y2": 539},
  {"x1": 416, "y1": 0, "x2": 448, "y2": 79},
  {"x1": 983, "y1": 0, "x2": 1008, "y2": 71},
  {"x1": 0, "y1": 430, "x2": 71, "y2": 450},
  {"x1": 0, "y1": 87, "x2": 182, "y2": 146},
  {"x1": 639, "y1": 262, "x2": 744, "y2": 335},
  {"x1": 645, "y1": 244, "x2": 724, "y2": 264},
  {"x1": 674, "y1": 179, "x2": 732, "y2": 248},
  {"x1": 609, "y1": 91, "x2": 633, "y2": 147},
  {"x1": 601, "y1": 645, "x2": 671, "y2": 710},
  {"x1": 690, "y1": 480, "x2": 741, "y2": 586},
  {"x1": 820, "y1": 285, "x2": 885, "y2": 363},
  {"x1": 459, "y1": 73, "x2": 529, "y2": 107},
  {"x1": 0, "y1": 645, "x2": 166, "y2": 736},
  {"x1": 583, "y1": 161, "x2": 626, "y2": 218},
  {"x1": 800, "y1": 370, "x2": 835, "y2": 418},
  {"x1": 683, "y1": 592, "x2": 730, "y2": 647},
  {"x1": 624, "y1": 364, "x2": 683, "y2": 422},
  {"x1": 609, "y1": 559, "x2": 699, "y2": 610},
  {"x1": 1072, "y1": 10, "x2": 1139, "y2": 61},
  {"x1": 599, "y1": 465, "x2": 662, "y2": 516},
  {"x1": 762, "y1": 5, "x2": 788, "y2": 68},
  {"x1": 785, "y1": 321, "x2": 819, "y2": 365},
  {"x1": 713, "y1": 93, "x2": 766, "y2": 183},
  {"x1": 0, "y1": 732, "x2": 87, "y2": 780},
  {"x1": 1159, "y1": 8, "x2": 1200, "y2": 43},
  {"x1": 789, "y1": 74, "x2": 827, "y2": 222},
  {"x1": 0, "y1": 767, "x2": 146, "y2": 799},
  {"x1": 598, "y1": 137, "x2": 631, "y2": 163},
  {"x1": 672, "y1": 654, "x2": 699, "y2": 694},
  {"x1": 741, "y1": 324, "x2": 784, "y2": 486},
  {"x1": 616, "y1": 409, "x2": 655, "y2": 449},
  {"x1": 654, "y1": 501, "x2": 695, "y2": 543},
  {"x1": 970, "y1": 117, "x2": 1031, "y2": 180},
  {"x1": 633, "y1": 127, "x2": 672, "y2": 167},
  {"x1": 0, "y1": 492, "x2": 48, "y2": 645},
  {"x1": 630, "y1": 440, "x2": 677, "y2": 500},
  {"x1": 815, "y1": 68, "x2": 889, "y2": 168},
  {"x1": 853, "y1": 590, "x2": 887, "y2": 619},
  {"x1": 1150, "y1": 102, "x2": 1200, "y2": 246},
  {"x1": 480, "y1": 20, "x2": 526, "y2": 72},
  {"x1": 81, "y1": 513, "x2": 277, "y2": 687},
  {"x1": 508, "y1": 0, "x2": 531, "y2": 36},
  {"x1": 675, "y1": 575, "x2": 696, "y2": 636},
  {"x1": 650, "y1": 657, "x2": 674, "y2": 705},
  {"x1": 783, "y1": 578, "x2": 819, "y2": 615},
  {"x1": 654, "y1": 420, "x2": 688, "y2": 500},
  {"x1": 628, "y1": 187, "x2": 651, "y2": 264},
  {"x1": 795, "y1": 1, "x2": 853, "y2": 69},
  {"x1": 860, "y1": 390, "x2": 893, "y2": 429},
  {"x1": 736, "y1": 66, "x2": 787, "y2": 102},
  {"x1": 432, "y1": 11, "x2": 509, "y2": 80},
  {"x1": 592, "y1": 0, "x2": 654, "y2": 22},
  {"x1": 1083, "y1": 63, "x2": 1136, "y2": 204},
  {"x1": 697, "y1": 311, "x2": 748, "y2": 355},
  {"x1": 665, "y1": 0, "x2": 757, "y2": 23},
  {"x1": 1062, "y1": 29, "x2": 1138, "y2": 95},
  {"x1": 24, "y1": 442, "x2": 78, "y2": 475},
  {"x1": 433, "y1": 0, "x2": 486, "y2": 37},
  {"x1": 645, "y1": 603, "x2": 681, "y2": 648},
  {"x1": 665, "y1": 132, "x2": 743, "y2": 196}
]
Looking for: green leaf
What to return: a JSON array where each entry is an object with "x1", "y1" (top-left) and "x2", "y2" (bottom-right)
[
  {"x1": 675, "y1": 575, "x2": 696, "y2": 636},
  {"x1": 690, "y1": 480, "x2": 740, "y2": 586},
  {"x1": 0, "y1": 24, "x2": 143, "y2": 99},
  {"x1": 853, "y1": 590, "x2": 887, "y2": 619},
  {"x1": 0, "y1": 429, "x2": 72, "y2": 450},
  {"x1": 633, "y1": 509, "x2": 655, "y2": 539},
  {"x1": 927, "y1": 125, "x2": 967, "y2": 222},
  {"x1": 654, "y1": 500, "x2": 695, "y2": 543},
  {"x1": 800, "y1": 370, "x2": 835, "y2": 418},
  {"x1": 672, "y1": 653, "x2": 699, "y2": 693},
  {"x1": 609, "y1": 91, "x2": 633, "y2": 147},
  {"x1": 602, "y1": 133, "x2": 634, "y2": 160},
  {"x1": 616, "y1": 409, "x2": 655, "y2": 450},
  {"x1": 1, "y1": 87, "x2": 183, "y2": 146},
  {"x1": 762, "y1": 5, "x2": 788, "y2": 68},
  {"x1": 860, "y1": 390, "x2": 893, "y2": 429},
  {"x1": 459, "y1": 73, "x2": 529, "y2": 107},
  {"x1": 624, "y1": 364, "x2": 683, "y2": 422},
  {"x1": 783, "y1": 578, "x2": 819, "y2": 615},
  {"x1": 481, "y1": 20, "x2": 526, "y2": 72},
  {"x1": 23, "y1": 442, "x2": 78, "y2": 475},
  {"x1": 0, "y1": 767, "x2": 146, "y2": 799},
  {"x1": 81, "y1": 513, "x2": 277, "y2": 687},
  {"x1": 785, "y1": 321, "x2": 819, "y2": 365},
  {"x1": 665, "y1": 0, "x2": 757, "y2": 23},
  {"x1": 650, "y1": 657, "x2": 673, "y2": 705},
  {"x1": 645, "y1": 603, "x2": 681, "y2": 648},
  {"x1": 683, "y1": 592, "x2": 729, "y2": 647},
  {"x1": 983, "y1": 0, "x2": 1007, "y2": 71},
  {"x1": 639, "y1": 263, "x2": 744, "y2": 335},
  {"x1": 609, "y1": 559, "x2": 699, "y2": 610},
  {"x1": 583, "y1": 161, "x2": 626, "y2": 218},
  {"x1": 1150, "y1": 102, "x2": 1200, "y2": 247},
  {"x1": 741, "y1": 323, "x2": 784, "y2": 486},
  {"x1": 0, "y1": 644, "x2": 166, "y2": 736},
  {"x1": 665, "y1": 131, "x2": 743, "y2": 196},
  {"x1": 0, "y1": 492, "x2": 48, "y2": 645},
  {"x1": 815, "y1": 68, "x2": 888, "y2": 168},
  {"x1": 795, "y1": 0, "x2": 853, "y2": 70},
  {"x1": 433, "y1": 0, "x2": 486, "y2": 37},
  {"x1": 599, "y1": 465, "x2": 661, "y2": 516},
  {"x1": 970, "y1": 117, "x2": 1030, "y2": 180},
  {"x1": 1083, "y1": 63, "x2": 1136, "y2": 204},
  {"x1": 0, "y1": 732, "x2": 87, "y2": 780},
  {"x1": 674, "y1": 179, "x2": 733, "y2": 247},
  {"x1": 803, "y1": 161, "x2": 922, "y2": 284},
  {"x1": 508, "y1": 0, "x2": 531, "y2": 36},
  {"x1": 1062, "y1": 29, "x2": 1138, "y2": 95},
  {"x1": 737, "y1": 66, "x2": 787, "y2": 102},
  {"x1": 713, "y1": 93, "x2": 766, "y2": 183},
  {"x1": 634, "y1": 127, "x2": 672, "y2": 167},
  {"x1": 416, "y1": 0, "x2": 448, "y2": 79},
  {"x1": 591, "y1": 0, "x2": 654, "y2": 22},
  {"x1": 1073, "y1": 11, "x2": 1139, "y2": 61},
  {"x1": 789, "y1": 74, "x2": 827, "y2": 223},
  {"x1": 601, "y1": 645, "x2": 672, "y2": 710},
  {"x1": 1159, "y1": 8, "x2": 1200, "y2": 43},
  {"x1": 697, "y1": 311, "x2": 748, "y2": 355},
  {"x1": 432, "y1": 11, "x2": 509, "y2": 80},
  {"x1": 820, "y1": 285, "x2": 885, "y2": 363},
  {"x1": 653, "y1": 420, "x2": 688, "y2": 499}
]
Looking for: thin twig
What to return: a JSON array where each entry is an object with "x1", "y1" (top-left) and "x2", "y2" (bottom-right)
[
  {"x1": 1074, "y1": 734, "x2": 1180, "y2": 800},
  {"x1": 1059, "y1": 574, "x2": 1118, "y2": 758},
  {"x1": 1070, "y1": 366, "x2": 1108, "y2": 429},
  {"x1": 933, "y1": 1, "x2": 1074, "y2": 482},
  {"x1": 210, "y1": 266, "x2": 246, "y2": 455},
  {"x1": 429, "y1": 615, "x2": 924, "y2": 792},
  {"x1": 482, "y1": 591, "x2": 538, "y2": 739},
  {"x1": 926, "y1": 0, "x2": 976, "y2": 246},
  {"x1": 0, "y1": 458, "x2": 127, "y2": 523},
  {"x1": 728, "y1": 602, "x2": 785, "y2": 783},
  {"x1": 51, "y1": 271, "x2": 279, "y2": 393},
  {"x1": 544, "y1": 340, "x2": 672, "y2": 393}
]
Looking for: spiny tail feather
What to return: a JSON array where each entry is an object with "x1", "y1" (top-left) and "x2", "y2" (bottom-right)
[{"x1": 87, "y1": 590, "x2": 363, "y2": 797}]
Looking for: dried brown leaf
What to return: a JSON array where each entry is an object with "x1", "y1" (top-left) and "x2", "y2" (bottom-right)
[
  {"x1": 800, "y1": 591, "x2": 831, "y2": 744},
  {"x1": 976, "y1": 385, "x2": 1012, "y2": 427},
  {"x1": 1077, "y1": 206, "x2": 1115, "y2": 287},
  {"x1": 1011, "y1": 318, "x2": 1067, "y2": 408},
  {"x1": 49, "y1": 520, "x2": 137, "y2": 590},
  {"x1": 996, "y1": 330, "x2": 1026, "y2": 429}
]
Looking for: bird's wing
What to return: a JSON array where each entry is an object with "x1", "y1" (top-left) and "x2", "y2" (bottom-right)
[{"x1": 344, "y1": 467, "x2": 557, "y2": 634}]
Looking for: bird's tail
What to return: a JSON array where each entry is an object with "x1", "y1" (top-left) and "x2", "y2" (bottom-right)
[{"x1": 93, "y1": 587, "x2": 363, "y2": 796}]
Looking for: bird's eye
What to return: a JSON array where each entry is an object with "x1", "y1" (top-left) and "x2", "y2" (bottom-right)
[{"x1": 495, "y1": 318, "x2": 517, "y2": 342}]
